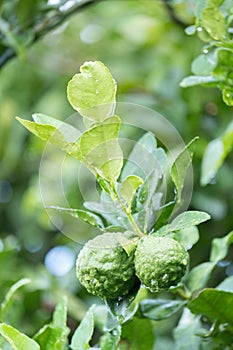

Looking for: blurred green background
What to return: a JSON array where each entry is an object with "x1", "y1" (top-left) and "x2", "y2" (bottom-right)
[{"x1": 0, "y1": 0, "x2": 233, "y2": 347}]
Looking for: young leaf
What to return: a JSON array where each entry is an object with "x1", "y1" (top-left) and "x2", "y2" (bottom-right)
[
  {"x1": 16, "y1": 116, "x2": 80, "y2": 160},
  {"x1": 0, "y1": 278, "x2": 30, "y2": 321},
  {"x1": 121, "y1": 318, "x2": 154, "y2": 350},
  {"x1": 70, "y1": 305, "x2": 95, "y2": 350},
  {"x1": 0, "y1": 323, "x2": 40, "y2": 350},
  {"x1": 210, "y1": 230, "x2": 233, "y2": 263},
  {"x1": 99, "y1": 325, "x2": 121, "y2": 350},
  {"x1": 173, "y1": 308, "x2": 202, "y2": 350},
  {"x1": 47, "y1": 206, "x2": 104, "y2": 229},
  {"x1": 140, "y1": 299, "x2": 185, "y2": 321},
  {"x1": 67, "y1": 61, "x2": 116, "y2": 121},
  {"x1": 79, "y1": 115, "x2": 123, "y2": 181},
  {"x1": 171, "y1": 137, "x2": 198, "y2": 202},
  {"x1": 187, "y1": 289, "x2": 233, "y2": 325},
  {"x1": 201, "y1": 121, "x2": 233, "y2": 185},
  {"x1": 119, "y1": 175, "x2": 143, "y2": 206},
  {"x1": 34, "y1": 296, "x2": 69, "y2": 350}
]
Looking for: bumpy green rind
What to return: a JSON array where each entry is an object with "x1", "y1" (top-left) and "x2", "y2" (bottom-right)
[
  {"x1": 135, "y1": 236, "x2": 189, "y2": 292},
  {"x1": 76, "y1": 232, "x2": 137, "y2": 299}
]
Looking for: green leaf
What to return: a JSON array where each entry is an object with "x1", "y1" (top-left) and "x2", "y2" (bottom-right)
[
  {"x1": 34, "y1": 296, "x2": 69, "y2": 350},
  {"x1": 117, "y1": 234, "x2": 139, "y2": 256},
  {"x1": 105, "y1": 282, "x2": 140, "y2": 325},
  {"x1": 153, "y1": 201, "x2": 176, "y2": 231},
  {"x1": 171, "y1": 211, "x2": 210, "y2": 231},
  {"x1": 173, "y1": 226, "x2": 199, "y2": 250},
  {"x1": 210, "y1": 230, "x2": 233, "y2": 263},
  {"x1": 201, "y1": 138, "x2": 224, "y2": 186},
  {"x1": 16, "y1": 116, "x2": 80, "y2": 159},
  {"x1": 52, "y1": 296, "x2": 68, "y2": 330},
  {"x1": 120, "y1": 175, "x2": 143, "y2": 206},
  {"x1": 187, "y1": 288, "x2": 233, "y2": 325},
  {"x1": 173, "y1": 308, "x2": 202, "y2": 350},
  {"x1": 217, "y1": 276, "x2": 233, "y2": 292},
  {"x1": 121, "y1": 318, "x2": 154, "y2": 350},
  {"x1": 185, "y1": 262, "x2": 215, "y2": 292},
  {"x1": 67, "y1": 61, "x2": 116, "y2": 121},
  {"x1": 201, "y1": 122, "x2": 233, "y2": 185},
  {"x1": 0, "y1": 323, "x2": 40, "y2": 350},
  {"x1": 0, "y1": 278, "x2": 30, "y2": 321},
  {"x1": 70, "y1": 305, "x2": 95, "y2": 350},
  {"x1": 84, "y1": 201, "x2": 126, "y2": 228},
  {"x1": 99, "y1": 326, "x2": 121, "y2": 350},
  {"x1": 155, "y1": 211, "x2": 210, "y2": 237},
  {"x1": 140, "y1": 299, "x2": 185, "y2": 321},
  {"x1": 47, "y1": 206, "x2": 104, "y2": 229},
  {"x1": 171, "y1": 137, "x2": 198, "y2": 202},
  {"x1": 79, "y1": 115, "x2": 123, "y2": 181},
  {"x1": 136, "y1": 170, "x2": 163, "y2": 233},
  {"x1": 180, "y1": 75, "x2": 221, "y2": 87},
  {"x1": 121, "y1": 132, "x2": 163, "y2": 180},
  {"x1": 191, "y1": 51, "x2": 218, "y2": 76},
  {"x1": 201, "y1": 5, "x2": 227, "y2": 40},
  {"x1": 222, "y1": 87, "x2": 233, "y2": 106}
]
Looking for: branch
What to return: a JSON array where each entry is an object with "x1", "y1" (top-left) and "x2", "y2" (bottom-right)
[{"x1": 0, "y1": 0, "x2": 101, "y2": 69}]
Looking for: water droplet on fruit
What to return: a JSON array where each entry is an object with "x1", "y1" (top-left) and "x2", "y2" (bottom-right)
[{"x1": 149, "y1": 279, "x2": 158, "y2": 292}]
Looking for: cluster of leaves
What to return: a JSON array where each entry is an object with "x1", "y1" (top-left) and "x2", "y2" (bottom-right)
[
  {"x1": 181, "y1": 0, "x2": 233, "y2": 105},
  {"x1": 178, "y1": 0, "x2": 233, "y2": 187},
  {"x1": 12, "y1": 61, "x2": 233, "y2": 349}
]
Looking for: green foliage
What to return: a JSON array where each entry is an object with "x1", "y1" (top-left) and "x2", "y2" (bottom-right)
[
  {"x1": 171, "y1": 137, "x2": 198, "y2": 203},
  {"x1": 120, "y1": 318, "x2": 155, "y2": 350},
  {"x1": 139, "y1": 299, "x2": 186, "y2": 321},
  {"x1": 34, "y1": 297, "x2": 70, "y2": 350},
  {"x1": 0, "y1": 323, "x2": 40, "y2": 350},
  {"x1": 201, "y1": 121, "x2": 233, "y2": 185},
  {"x1": 70, "y1": 305, "x2": 95, "y2": 350},
  {"x1": 188, "y1": 289, "x2": 233, "y2": 325},
  {"x1": 181, "y1": 0, "x2": 233, "y2": 106}
]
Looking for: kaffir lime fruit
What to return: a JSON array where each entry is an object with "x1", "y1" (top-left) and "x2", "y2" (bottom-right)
[
  {"x1": 134, "y1": 236, "x2": 189, "y2": 292},
  {"x1": 76, "y1": 232, "x2": 137, "y2": 300}
]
